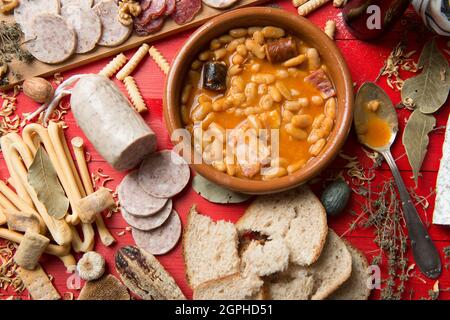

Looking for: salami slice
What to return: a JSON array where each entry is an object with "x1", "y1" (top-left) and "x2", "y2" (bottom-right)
[
  {"x1": 26, "y1": 14, "x2": 76, "y2": 64},
  {"x1": 131, "y1": 210, "x2": 182, "y2": 255},
  {"x1": 14, "y1": 0, "x2": 60, "y2": 38},
  {"x1": 165, "y1": 0, "x2": 176, "y2": 16},
  {"x1": 121, "y1": 200, "x2": 172, "y2": 231},
  {"x1": 171, "y1": 0, "x2": 201, "y2": 25},
  {"x1": 118, "y1": 171, "x2": 168, "y2": 217},
  {"x1": 61, "y1": 5, "x2": 102, "y2": 53},
  {"x1": 61, "y1": 0, "x2": 93, "y2": 8},
  {"x1": 138, "y1": 150, "x2": 190, "y2": 199},
  {"x1": 139, "y1": 0, "x2": 152, "y2": 11},
  {"x1": 135, "y1": 0, "x2": 167, "y2": 26},
  {"x1": 93, "y1": 0, "x2": 132, "y2": 47},
  {"x1": 134, "y1": 17, "x2": 165, "y2": 36}
]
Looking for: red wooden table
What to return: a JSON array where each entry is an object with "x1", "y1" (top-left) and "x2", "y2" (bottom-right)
[{"x1": 1, "y1": 0, "x2": 449, "y2": 300}]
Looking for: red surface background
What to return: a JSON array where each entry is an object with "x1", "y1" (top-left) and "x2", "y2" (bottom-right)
[{"x1": 1, "y1": 0, "x2": 449, "y2": 300}]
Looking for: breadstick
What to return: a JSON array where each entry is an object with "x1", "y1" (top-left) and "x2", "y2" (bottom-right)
[
  {"x1": 71, "y1": 137, "x2": 115, "y2": 247},
  {"x1": 17, "y1": 265, "x2": 61, "y2": 300},
  {"x1": 47, "y1": 122, "x2": 95, "y2": 252},
  {"x1": 0, "y1": 228, "x2": 75, "y2": 267},
  {"x1": 0, "y1": 180, "x2": 45, "y2": 233},
  {"x1": 75, "y1": 188, "x2": 115, "y2": 224},
  {"x1": 2, "y1": 208, "x2": 41, "y2": 233},
  {"x1": 324, "y1": 20, "x2": 336, "y2": 39},
  {"x1": 14, "y1": 230, "x2": 50, "y2": 270},
  {"x1": 149, "y1": 46, "x2": 170, "y2": 75},
  {"x1": 333, "y1": 0, "x2": 346, "y2": 7},
  {"x1": 124, "y1": 76, "x2": 147, "y2": 113},
  {"x1": 292, "y1": 0, "x2": 309, "y2": 7},
  {"x1": 7, "y1": 145, "x2": 72, "y2": 246},
  {"x1": 0, "y1": 134, "x2": 34, "y2": 207},
  {"x1": 298, "y1": 0, "x2": 331, "y2": 16},
  {"x1": 116, "y1": 43, "x2": 150, "y2": 81},
  {"x1": 99, "y1": 53, "x2": 128, "y2": 78},
  {"x1": 0, "y1": 208, "x2": 5, "y2": 225}
]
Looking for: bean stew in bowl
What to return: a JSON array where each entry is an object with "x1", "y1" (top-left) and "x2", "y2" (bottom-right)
[{"x1": 164, "y1": 8, "x2": 354, "y2": 194}]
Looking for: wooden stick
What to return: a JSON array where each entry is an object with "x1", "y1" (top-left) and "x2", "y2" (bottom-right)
[
  {"x1": 0, "y1": 228, "x2": 75, "y2": 268},
  {"x1": 71, "y1": 137, "x2": 115, "y2": 246}
]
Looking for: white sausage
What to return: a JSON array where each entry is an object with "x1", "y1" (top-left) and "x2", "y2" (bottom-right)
[{"x1": 70, "y1": 74, "x2": 156, "y2": 171}]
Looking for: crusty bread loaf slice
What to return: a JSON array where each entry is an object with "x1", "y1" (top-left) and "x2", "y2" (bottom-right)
[
  {"x1": 327, "y1": 241, "x2": 371, "y2": 300},
  {"x1": 236, "y1": 186, "x2": 328, "y2": 266},
  {"x1": 193, "y1": 273, "x2": 264, "y2": 300},
  {"x1": 241, "y1": 236, "x2": 289, "y2": 277},
  {"x1": 267, "y1": 269, "x2": 315, "y2": 300},
  {"x1": 266, "y1": 229, "x2": 352, "y2": 300},
  {"x1": 183, "y1": 206, "x2": 240, "y2": 289},
  {"x1": 306, "y1": 229, "x2": 352, "y2": 300}
]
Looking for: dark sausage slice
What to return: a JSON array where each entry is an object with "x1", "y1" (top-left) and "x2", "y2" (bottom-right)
[
  {"x1": 139, "y1": 0, "x2": 152, "y2": 11},
  {"x1": 171, "y1": 0, "x2": 201, "y2": 25},
  {"x1": 265, "y1": 38, "x2": 298, "y2": 64},
  {"x1": 134, "y1": 0, "x2": 166, "y2": 26},
  {"x1": 134, "y1": 17, "x2": 165, "y2": 36},
  {"x1": 305, "y1": 69, "x2": 336, "y2": 99},
  {"x1": 202, "y1": 62, "x2": 227, "y2": 92},
  {"x1": 165, "y1": 0, "x2": 176, "y2": 15}
]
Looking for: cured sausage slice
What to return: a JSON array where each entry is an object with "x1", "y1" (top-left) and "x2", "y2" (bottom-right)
[
  {"x1": 139, "y1": 0, "x2": 152, "y2": 11},
  {"x1": 138, "y1": 150, "x2": 190, "y2": 199},
  {"x1": 61, "y1": 5, "x2": 101, "y2": 53},
  {"x1": 26, "y1": 14, "x2": 76, "y2": 64},
  {"x1": 165, "y1": 0, "x2": 176, "y2": 16},
  {"x1": 121, "y1": 200, "x2": 172, "y2": 231},
  {"x1": 135, "y1": 0, "x2": 167, "y2": 26},
  {"x1": 131, "y1": 210, "x2": 182, "y2": 255},
  {"x1": 118, "y1": 171, "x2": 168, "y2": 217},
  {"x1": 171, "y1": 0, "x2": 201, "y2": 25},
  {"x1": 134, "y1": 17, "x2": 165, "y2": 36},
  {"x1": 14, "y1": 0, "x2": 60, "y2": 38},
  {"x1": 93, "y1": 0, "x2": 132, "y2": 47},
  {"x1": 61, "y1": 0, "x2": 93, "y2": 8}
]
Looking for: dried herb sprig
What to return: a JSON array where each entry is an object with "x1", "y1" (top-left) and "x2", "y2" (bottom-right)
[
  {"x1": 375, "y1": 41, "x2": 419, "y2": 93},
  {"x1": 0, "y1": 21, "x2": 33, "y2": 86}
]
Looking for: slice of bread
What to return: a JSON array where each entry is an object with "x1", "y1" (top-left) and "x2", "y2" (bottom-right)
[
  {"x1": 266, "y1": 229, "x2": 352, "y2": 300},
  {"x1": 241, "y1": 236, "x2": 289, "y2": 277},
  {"x1": 236, "y1": 186, "x2": 328, "y2": 266},
  {"x1": 267, "y1": 269, "x2": 315, "y2": 300},
  {"x1": 193, "y1": 273, "x2": 264, "y2": 300},
  {"x1": 327, "y1": 241, "x2": 371, "y2": 300},
  {"x1": 183, "y1": 206, "x2": 240, "y2": 288}
]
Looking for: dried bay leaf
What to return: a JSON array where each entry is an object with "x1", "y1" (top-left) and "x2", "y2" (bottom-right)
[
  {"x1": 192, "y1": 175, "x2": 251, "y2": 204},
  {"x1": 402, "y1": 110, "x2": 436, "y2": 186},
  {"x1": 28, "y1": 146, "x2": 69, "y2": 219},
  {"x1": 401, "y1": 39, "x2": 450, "y2": 114}
]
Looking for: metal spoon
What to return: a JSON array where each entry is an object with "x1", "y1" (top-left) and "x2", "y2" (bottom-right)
[{"x1": 354, "y1": 82, "x2": 441, "y2": 279}]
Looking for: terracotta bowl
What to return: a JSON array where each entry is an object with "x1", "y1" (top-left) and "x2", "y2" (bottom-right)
[{"x1": 164, "y1": 7, "x2": 354, "y2": 194}]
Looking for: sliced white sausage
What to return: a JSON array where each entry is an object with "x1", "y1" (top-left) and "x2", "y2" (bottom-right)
[
  {"x1": 61, "y1": 5, "x2": 102, "y2": 53},
  {"x1": 60, "y1": 0, "x2": 93, "y2": 7},
  {"x1": 93, "y1": 0, "x2": 132, "y2": 47},
  {"x1": 26, "y1": 13, "x2": 76, "y2": 64},
  {"x1": 70, "y1": 74, "x2": 156, "y2": 171},
  {"x1": 14, "y1": 0, "x2": 60, "y2": 38}
]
